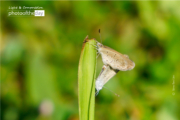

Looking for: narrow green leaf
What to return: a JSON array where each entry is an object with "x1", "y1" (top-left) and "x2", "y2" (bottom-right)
[{"x1": 78, "y1": 35, "x2": 97, "y2": 120}]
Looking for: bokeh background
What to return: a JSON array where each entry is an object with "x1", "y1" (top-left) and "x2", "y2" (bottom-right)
[{"x1": 1, "y1": 1, "x2": 180, "y2": 120}]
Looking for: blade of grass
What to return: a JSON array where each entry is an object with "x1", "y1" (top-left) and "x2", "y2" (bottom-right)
[{"x1": 78, "y1": 35, "x2": 97, "y2": 120}]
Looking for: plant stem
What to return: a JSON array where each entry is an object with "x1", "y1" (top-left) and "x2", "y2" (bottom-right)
[{"x1": 78, "y1": 35, "x2": 97, "y2": 120}]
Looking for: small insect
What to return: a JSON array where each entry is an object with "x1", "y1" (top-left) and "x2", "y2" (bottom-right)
[
  {"x1": 95, "y1": 29, "x2": 135, "y2": 95},
  {"x1": 95, "y1": 65, "x2": 119, "y2": 96}
]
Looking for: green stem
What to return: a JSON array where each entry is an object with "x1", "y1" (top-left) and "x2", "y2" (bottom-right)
[{"x1": 78, "y1": 35, "x2": 97, "y2": 120}]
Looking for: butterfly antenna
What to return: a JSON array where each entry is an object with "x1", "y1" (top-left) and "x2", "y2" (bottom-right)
[
  {"x1": 103, "y1": 86, "x2": 120, "y2": 97},
  {"x1": 99, "y1": 29, "x2": 102, "y2": 43}
]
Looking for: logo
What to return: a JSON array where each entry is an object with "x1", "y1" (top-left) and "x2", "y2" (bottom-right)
[
  {"x1": 34, "y1": 10, "x2": 45, "y2": 16},
  {"x1": 8, "y1": 6, "x2": 45, "y2": 17}
]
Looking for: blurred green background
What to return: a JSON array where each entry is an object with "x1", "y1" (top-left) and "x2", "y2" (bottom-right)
[{"x1": 1, "y1": 1, "x2": 180, "y2": 120}]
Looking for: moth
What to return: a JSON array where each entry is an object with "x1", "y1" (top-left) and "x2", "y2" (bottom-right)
[{"x1": 95, "y1": 41, "x2": 135, "y2": 95}]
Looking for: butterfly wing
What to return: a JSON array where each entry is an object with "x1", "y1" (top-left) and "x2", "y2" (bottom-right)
[
  {"x1": 95, "y1": 65, "x2": 118, "y2": 93},
  {"x1": 100, "y1": 47, "x2": 135, "y2": 71}
]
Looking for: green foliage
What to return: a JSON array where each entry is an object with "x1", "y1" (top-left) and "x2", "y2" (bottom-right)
[{"x1": 1, "y1": 1, "x2": 180, "y2": 120}]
